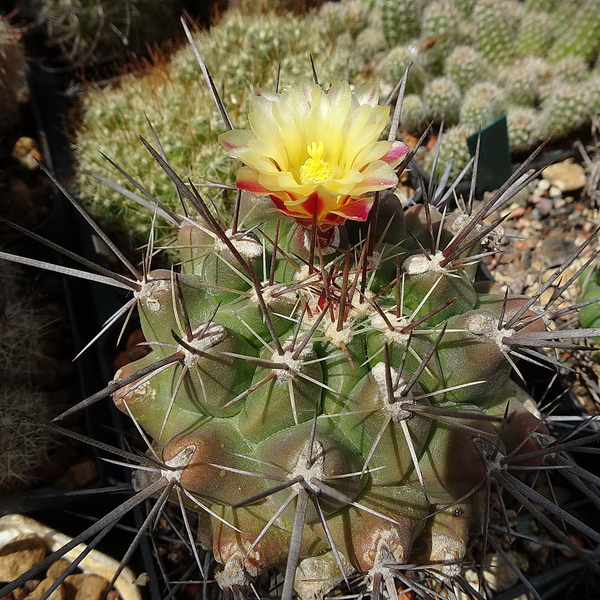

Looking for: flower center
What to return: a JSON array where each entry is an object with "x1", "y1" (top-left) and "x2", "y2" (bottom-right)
[{"x1": 299, "y1": 141, "x2": 332, "y2": 184}]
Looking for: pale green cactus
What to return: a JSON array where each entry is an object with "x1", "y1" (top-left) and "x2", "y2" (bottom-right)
[
  {"x1": 471, "y1": 0, "x2": 521, "y2": 66},
  {"x1": 459, "y1": 82, "x2": 505, "y2": 130},
  {"x1": 378, "y1": 0, "x2": 421, "y2": 46},
  {"x1": 515, "y1": 10, "x2": 555, "y2": 58},
  {"x1": 524, "y1": 0, "x2": 557, "y2": 11},
  {"x1": 506, "y1": 106, "x2": 540, "y2": 151},
  {"x1": 376, "y1": 43, "x2": 430, "y2": 95},
  {"x1": 424, "y1": 123, "x2": 472, "y2": 178},
  {"x1": 423, "y1": 76, "x2": 461, "y2": 125},
  {"x1": 400, "y1": 93, "x2": 429, "y2": 133},
  {"x1": 548, "y1": 0, "x2": 600, "y2": 63},
  {"x1": 550, "y1": 56, "x2": 590, "y2": 83},
  {"x1": 421, "y1": 1, "x2": 461, "y2": 75},
  {"x1": 445, "y1": 45, "x2": 489, "y2": 92},
  {"x1": 497, "y1": 58, "x2": 544, "y2": 106},
  {"x1": 537, "y1": 80, "x2": 590, "y2": 138}
]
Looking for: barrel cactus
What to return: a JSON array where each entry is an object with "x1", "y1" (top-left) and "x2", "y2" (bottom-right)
[{"x1": 2, "y1": 68, "x2": 600, "y2": 600}]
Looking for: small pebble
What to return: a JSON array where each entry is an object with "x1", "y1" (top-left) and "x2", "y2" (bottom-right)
[
  {"x1": 0, "y1": 535, "x2": 47, "y2": 581},
  {"x1": 548, "y1": 185, "x2": 562, "y2": 198},
  {"x1": 64, "y1": 573, "x2": 109, "y2": 600},
  {"x1": 542, "y1": 160, "x2": 586, "y2": 192},
  {"x1": 537, "y1": 178, "x2": 551, "y2": 191},
  {"x1": 554, "y1": 198, "x2": 567, "y2": 209},
  {"x1": 536, "y1": 198, "x2": 554, "y2": 217}
]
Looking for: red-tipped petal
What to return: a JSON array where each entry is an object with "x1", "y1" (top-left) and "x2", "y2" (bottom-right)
[
  {"x1": 381, "y1": 141, "x2": 410, "y2": 167},
  {"x1": 236, "y1": 167, "x2": 270, "y2": 194}
]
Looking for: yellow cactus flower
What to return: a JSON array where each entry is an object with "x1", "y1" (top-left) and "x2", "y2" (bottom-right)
[{"x1": 220, "y1": 77, "x2": 409, "y2": 231}]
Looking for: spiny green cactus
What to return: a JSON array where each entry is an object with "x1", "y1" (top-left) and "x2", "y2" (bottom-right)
[
  {"x1": 400, "y1": 93, "x2": 429, "y2": 133},
  {"x1": 378, "y1": 0, "x2": 421, "y2": 47},
  {"x1": 550, "y1": 56, "x2": 590, "y2": 84},
  {"x1": 444, "y1": 45, "x2": 489, "y2": 92},
  {"x1": 506, "y1": 106, "x2": 539, "y2": 152},
  {"x1": 537, "y1": 81, "x2": 590, "y2": 138},
  {"x1": 376, "y1": 44, "x2": 430, "y2": 95},
  {"x1": 423, "y1": 76, "x2": 461, "y2": 125},
  {"x1": 424, "y1": 123, "x2": 472, "y2": 178},
  {"x1": 320, "y1": 0, "x2": 371, "y2": 38},
  {"x1": 497, "y1": 58, "x2": 543, "y2": 106},
  {"x1": 459, "y1": 82, "x2": 505, "y2": 131},
  {"x1": 471, "y1": 0, "x2": 521, "y2": 67},
  {"x1": 515, "y1": 10, "x2": 554, "y2": 58},
  {"x1": 421, "y1": 1, "x2": 461, "y2": 75},
  {"x1": 547, "y1": 0, "x2": 600, "y2": 64},
  {"x1": 3, "y1": 59, "x2": 600, "y2": 600}
]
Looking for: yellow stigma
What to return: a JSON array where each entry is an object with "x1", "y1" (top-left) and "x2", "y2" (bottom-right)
[{"x1": 299, "y1": 141, "x2": 332, "y2": 184}]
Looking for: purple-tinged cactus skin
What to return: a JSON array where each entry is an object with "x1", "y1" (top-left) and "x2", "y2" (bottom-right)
[{"x1": 2, "y1": 62, "x2": 600, "y2": 600}]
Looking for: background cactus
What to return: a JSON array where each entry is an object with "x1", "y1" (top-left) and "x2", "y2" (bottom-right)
[
  {"x1": 378, "y1": 0, "x2": 421, "y2": 46},
  {"x1": 547, "y1": 0, "x2": 600, "y2": 64},
  {"x1": 423, "y1": 76, "x2": 461, "y2": 125},
  {"x1": 0, "y1": 260, "x2": 60, "y2": 492},
  {"x1": 4, "y1": 64, "x2": 600, "y2": 600},
  {"x1": 15, "y1": 0, "x2": 182, "y2": 66}
]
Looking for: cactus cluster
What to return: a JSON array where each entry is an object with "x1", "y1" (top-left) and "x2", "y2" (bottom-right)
[
  {"x1": 365, "y1": 0, "x2": 600, "y2": 173},
  {"x1": 4, "y1": 69, "x2": 600, "y2": 600}
]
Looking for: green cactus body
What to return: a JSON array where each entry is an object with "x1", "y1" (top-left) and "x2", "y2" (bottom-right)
[
  {"x1": 459, "y1": 82, "x2": 505, "y2": 131},
  {"x1": 400, "y1": 93, "x2": 429, "y2": 133},
  {"x1": 497, "y1": 59, "x2": 543, "y2": 107},
  {"x1": 424, "y1": 124, "x2": 472, "y2": 179},
  {"x1": 472, "y1": 0, "x2": 521, "y2": 66},
  {"x1": 423, "y1": 76, "x2": 462, "y2": 126},
  {"x1": 421, "y1": 1, "x2": 462, "y2": 75},
  {"x1": 548, "y1": 0, "x2": 600, "y2": 63},
  {"x1": 515, "y1": 10, "x2": 555, "y2": 58},
  {"x1": 524, "y1": 0, "x2": 557, "y2": 11},
  {"x1": 378, "y1": 0, "x2": 421, "y2": 46},
  {"x1": 97, "y1": 72, "x2": 572, "y2": 599},
  {"x1": 377, "y1": 44, "x2": 430, "y2": 95},
  {"x1": 506, "y1": 106, "x2": 540, "y2": 152},
  {"x1": 537, "y1": 81, "x2": 590, "y2": 138},
  {"x1": 445, "y1": 45, "x2": 489, "y2": 92}
]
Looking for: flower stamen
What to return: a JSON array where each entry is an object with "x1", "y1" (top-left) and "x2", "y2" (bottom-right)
[{"x1": 299, "y1": 142, "x2": 332, "y2": 185}]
